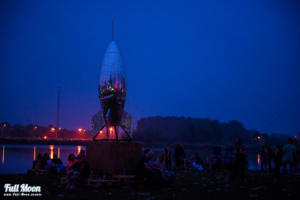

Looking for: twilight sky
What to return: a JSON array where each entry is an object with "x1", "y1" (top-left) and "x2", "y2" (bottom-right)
[{"x1": 0, "y1": 0, "x2": 300, "y2": 135}]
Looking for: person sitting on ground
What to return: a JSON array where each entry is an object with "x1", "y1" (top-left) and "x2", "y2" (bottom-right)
[
  {"x1": 223, "y1": 149, "x2": 234, "y2": 170},
  {"x1": 210, "y1": 146, "x2": 222, "y2": 170},
  {"x1": 52, "y1": 154, "x2": 65, "y2": 173},
  {"x1": 191, "y1": 152, "x2": 205, "y2": 171},
  {"x1": 32, "y1": 154, "x2": 43, "y2": 170},
  {"x1": 66, "y1": 153, "x2": 77, "y2": 175},
  {"x1": 41, "y1": 153, "x2": 53, "y2": 170},
  {"x1": 52, "y1": 154, "x2": 62, "y2": 165},
  {"x1": 154, "y1": 153, "x2": 175, "y2": 183},
  {"x1": 68, "y1": 151, "x2": 90, "y2": 185},
  {"x1": 282, "y1": 138, "x2": 296, "y2": 174},
  {"x1": 136, "y1": 149, "x2": 162, "y2": 184}
]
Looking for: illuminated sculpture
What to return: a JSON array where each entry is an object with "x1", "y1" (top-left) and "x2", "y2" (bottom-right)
[{"x1": 93, "y1": 23, "x2": 131, "y2": 141}]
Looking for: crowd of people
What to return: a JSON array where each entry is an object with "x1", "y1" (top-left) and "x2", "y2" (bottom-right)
[
  {"x1": 31, "y1": 150, "x2": 90, "y2": 189},
  {"x1": 30, "y1": 137, "x2": 299, "y2": 188},
  {"x1": 135, "y1": 137, "x2": 299, "y2": 184},
  {"x1": 261, "y1": 137, "x2": 298, "y2": 176},
  {"x1": 32, "y1": 153, "x2": 64, "y2": 173}
]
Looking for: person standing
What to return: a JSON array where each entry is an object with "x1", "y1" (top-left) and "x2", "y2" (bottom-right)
[
  {"x1": 266, "y1": 144, "x2": 274, "y2": 172},
  {"x1": 232, "y1": 138, "x2": 247, "y2": 181},
  {"x1": 165, "y1": 144, "x2": 172, "y2": 171},
  {"x1": 282, "y1": 138, "x2": 296, "y2": 174},
  {"x1": 260, "y1": 144, "x2": 267, "y2": 172},
  {"x1": 274, "y1": 144, "x2": 283, "y2": 178},
  {"x1": 174, "y1": 144, "x2": 185, "y2": 171}
]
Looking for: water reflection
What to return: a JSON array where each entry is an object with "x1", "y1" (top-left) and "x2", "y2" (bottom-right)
[
  {"x1": 2, "y1": 146, "x2": 4, "y2": 165},
  {"x1": 50, "y1": 145, "x2": 54, "y2": 159},
  {"x1": 257, "y1": 153, "x2": 260, "y2": 165},
  {"x1": 58, "y1": 147, "x2": 60, "y2": 159},
  {"x1": 77, "y1": 145, "x2": 82, "y2": 155},
  {"x1": 33, "y1": 146, "x2": 36, "y2": 161},
  {"x1": 0, "y1": 145, "x2": 86, "y2": 174}
]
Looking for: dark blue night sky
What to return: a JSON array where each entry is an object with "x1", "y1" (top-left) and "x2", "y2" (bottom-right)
[{"x1": 0, "y1": 0, "x2": 300, "y2": 135}]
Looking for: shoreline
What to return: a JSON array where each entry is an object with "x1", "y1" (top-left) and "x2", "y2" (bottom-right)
[{"x1": 0, "y1": 138, "x2": 261, "y2": 150}]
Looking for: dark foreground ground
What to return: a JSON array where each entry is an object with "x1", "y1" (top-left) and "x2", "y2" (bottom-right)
[{"x1": 1, "y1": 170, "x2": 300, "y2": 200}]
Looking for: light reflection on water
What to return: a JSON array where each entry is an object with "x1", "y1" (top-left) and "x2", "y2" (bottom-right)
[
  {"x1": 2, "y1": 146, "x2": 4, "y2": 165},
  {"x1": 0, "y1": 144, "x2": 86, "y2": 174}
]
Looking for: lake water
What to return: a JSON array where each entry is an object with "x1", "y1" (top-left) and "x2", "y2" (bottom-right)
[
  {"x1": 0, "y1": 144, "x2": 86, "y2": 174},
  {"x1": 0, "y1": 144, "x2": 261, "y2": 174}
]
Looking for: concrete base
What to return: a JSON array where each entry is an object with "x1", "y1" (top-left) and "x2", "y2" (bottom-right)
[{"x1": 86, "y1": 141, "x2": 142, "y2": 175}]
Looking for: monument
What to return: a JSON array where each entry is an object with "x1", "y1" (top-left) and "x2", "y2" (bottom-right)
[{"x1": 87, "y1": 22, "x2": 142, "y2": 175}]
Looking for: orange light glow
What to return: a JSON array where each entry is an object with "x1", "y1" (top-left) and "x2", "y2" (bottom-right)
[
  {"x1": 2, "y1": 146, "x2": 5, "y2": 165},
  {"x1": 51, "y1": 128, "x2": 55, "y2": 132},
  {"x1": 99, "y1": 130, "x2": 103, "y2": 134},
  {"x1": 78, "y1": 128, "x2": 83, "y2": 133},
  {"x1": 257, "y1": 136, "x2": 261, "y2": 140},
  {"x1": 77, "y1": 145, "x2": 82, "y2": 155},
  {"x1": 43, "y1": 136, "x2": 48, "y2": 140},
  {"x1": 34, "y1": 126, "x2": 38, "y2": 130},
  {"x1": 257, "y1": 153, "x2": 261, "y2": 165},
  {"x1": 33, "y1": 146, "x2": 36, "y2": 161},
  {"x1": 50, "y1": 145, "x2": 54, "y2": 159},
  {"x1": 58, "y1": 147, "x2": 60, "y2": 159},
  {"x1": 109, "y1": 127, "x2": 113, "y2": 134}
]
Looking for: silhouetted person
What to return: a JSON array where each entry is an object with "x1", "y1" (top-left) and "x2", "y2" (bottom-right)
[
  {"x1": 68, "y1": 151, "x2": 90, "y2": 189},
  {"x1": 211, "y1": 146, "x2": 222, "y2": 170},
  {"x1": 52, "y1": 154, "x2": 64, "y2": 173},
  {"x1": 232, "y1": 138, "x2": 247, "y2": 181},
  {"x1": 223, "y1": 149, "x2": 234, "y2": 170},
  {"x1": 66, "y1": 154, "x2": 77, "y2": 175},
  {"x1": 164, "y1": 144, "x2": 172, "y2": 171},
  {"x1": 76, "y1": 150, "x2": 85, "y2": 160},
  {"x1": 32, "y1": 154, "x2": 43, "y2": 170},
  {"x1": 283, "y1": 138, "x2": 296, "y2": 174},
  {"x1": 136, "y1": 149, "x2": 162, "y2": 184},
  {"x1": 174, "y1": 144, "x2": 185, "y2": 170},
  {"x1": 41, "y1": 153, "x2": 51, "y2": 169},
  {"x1": 260, "y1": 144, "x2": 267, "y2": 172},
  {"x1": 52, "y1": 154, "x2": 62, "y2": 165},
  {"x1": 266, "y1": 144, "x2": 274, "y2": 172},
  {"x1": 274, "y1": 144, "x2": 283, "y2": 178}
]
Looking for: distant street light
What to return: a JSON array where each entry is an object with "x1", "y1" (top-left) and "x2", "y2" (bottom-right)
[
  {"x1": 78, "y1": 128, "x2": 83, "y2": 133},
  {"x1": 50, "y1": 128, "x2": 55, "y2": 133}
]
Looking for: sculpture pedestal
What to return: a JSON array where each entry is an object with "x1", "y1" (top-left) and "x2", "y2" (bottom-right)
[{"x1": 86, "y1": 141, "x2": 142, "y2": 175}]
